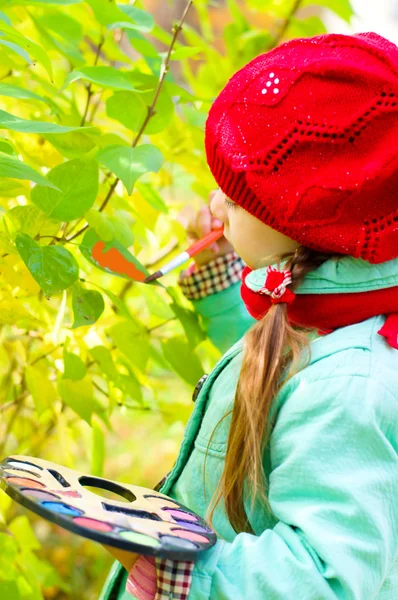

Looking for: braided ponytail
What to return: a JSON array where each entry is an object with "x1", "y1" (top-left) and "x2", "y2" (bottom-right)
[{"x1": 203, "y1": 246, "x2": 344, "y2": 534}]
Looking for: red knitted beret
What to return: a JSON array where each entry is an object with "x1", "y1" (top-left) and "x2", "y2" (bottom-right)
[{"x1": 205, "y1": 32, "x2": 398, "y2": 264}]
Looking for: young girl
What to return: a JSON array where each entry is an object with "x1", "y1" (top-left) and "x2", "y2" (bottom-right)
[{"x1": 100, "y1": 31, "x2": 398, "y2": 599}]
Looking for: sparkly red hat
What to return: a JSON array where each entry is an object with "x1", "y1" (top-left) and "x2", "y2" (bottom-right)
[{"x1": 205, "y1": 32, "x2": 398, "y2": 264}]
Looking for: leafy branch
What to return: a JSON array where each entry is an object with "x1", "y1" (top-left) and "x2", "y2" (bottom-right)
[{"x1": 66, "y1": 0, "x2": 195, "y2": 244}]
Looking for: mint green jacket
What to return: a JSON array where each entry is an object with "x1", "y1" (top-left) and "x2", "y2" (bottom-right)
[{"x1": 100, "y1": 256, "x2": 398, "y2": 599}]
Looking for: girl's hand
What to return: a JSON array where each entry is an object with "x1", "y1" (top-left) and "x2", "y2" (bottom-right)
[
  {"x1": 177, "y1": 190, "x2": 235, "y2": 268},
  {"x1": 102, "y1": 543, "x2": 141, "y2": 572}
]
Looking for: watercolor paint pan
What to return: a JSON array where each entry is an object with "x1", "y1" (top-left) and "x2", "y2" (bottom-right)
[{"x1": 0, "y1": 455, "x2": 217, "y2": 561}]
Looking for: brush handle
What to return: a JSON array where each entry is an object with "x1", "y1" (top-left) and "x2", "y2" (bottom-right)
[
  {"x1": 143, "y1": 227, "x2": 226, "y2": 282},
  {"x1": 187, "y1": 227, "x2": 224, "y2": 257}
]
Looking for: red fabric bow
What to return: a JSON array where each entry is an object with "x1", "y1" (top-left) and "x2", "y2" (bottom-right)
[
  {"x1": 258, "y1": 266, "x2": 296, "y2": 304},
  {"x1": 240, "y1": 265, "x2": 398, "y2": 350}
]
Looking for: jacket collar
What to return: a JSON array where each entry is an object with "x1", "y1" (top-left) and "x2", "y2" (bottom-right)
[{"x1": 244, "y1": 255, "x2": 398, "y2": 295}]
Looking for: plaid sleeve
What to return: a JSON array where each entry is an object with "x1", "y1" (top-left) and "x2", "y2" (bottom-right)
[
  {"x1": 126, "y1": 556, "x2": 194, "y2": 600},
  {"x1": 177, "y1": 250, "x2": 245, "y2": 300},
  {"x1": 154, "y1": 558, "x2": 194, "y2": 600}
]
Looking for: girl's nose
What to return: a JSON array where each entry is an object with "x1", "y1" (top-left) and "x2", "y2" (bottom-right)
[{"x1": 209, "y1": 188, "x2": 227, "y2": 222}]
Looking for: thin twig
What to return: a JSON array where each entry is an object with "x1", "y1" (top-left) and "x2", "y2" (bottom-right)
[
  {"x1": 29, "y1": 344, "x2": 62, "y2": 367},
  {"x1": 66, "y1": 1, "x2": 194, "y2": 243},
  {"x1": 80, "y1": 32, "x2": 106, "y2": 127},
  {"x1": 270, "y1": 0, "x2": 303, "y2": 47},
  {"x1": 0, "y1": 391, "x2": 29, "y2": 413}
]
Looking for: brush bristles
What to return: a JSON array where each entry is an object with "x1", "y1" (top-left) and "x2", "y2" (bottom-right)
[{"x1": 143, "y1": 271, "x2": 162, "y2": 284}]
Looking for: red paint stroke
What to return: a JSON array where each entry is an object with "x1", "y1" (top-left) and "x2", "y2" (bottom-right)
[{"x1": 92, "y1": 241, "x2": 146, "y2": 282}]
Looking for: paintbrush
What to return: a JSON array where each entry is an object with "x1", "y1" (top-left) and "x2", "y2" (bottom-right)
[{"x1": 143, "y1": 226, "x2": 225, "y2": 284}]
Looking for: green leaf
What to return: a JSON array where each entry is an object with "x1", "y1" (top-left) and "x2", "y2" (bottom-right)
[
  {"x1": 116, "y1": 372, "x2": 142, "y2": 404},
  {"x1": 0, "y1": 136, "x2": 16, "y2": 155},
  {"x1": 107, "y1": 216, "x2": 134, "y2": 247},
  {"x1": 4, "y1": 205, "x2": 60, "y2": 240},
  {"x1": 0, "y1": 9, "x2": 11, "y2": 23},
  {"x1": 0, "y1": 153, "x2": 60, "y2": 188},
  {"x1": 0, "y1": 581, "x2": 20, "y2": 599},
  {"x1": 0, "y1": 0, "x2": 81, "y2": 4},
  {"x1": 106, "y1": 91, "x2": 147, "y2": 133},
  {"x1": 35, "y1": 10, "x2": 83, "y2": 44},
  {"x1": 43, "y1": 129, "x2": 100, "y2": 160},
  {"x1": 163, "y1": 81, "x2": 196, "y2": 103},
  {"x1": 161, "y1": 336, "x2": 204, "y2": 386},
  {"x1": 89, "y1": 345, "x2": 119, "y2": 380},
  {"x1": 0, "y1": 532, "x2": 19, "y2": 585},
  {"x1": 85, "y1": 0, "x2": 136, "y2": 27},
  {"x1": 15, "y1": 233, "x2": 79, "y2": 296},
  {"x1": 106, "y1": 89, "x2": 174, "y2": 135},
  {"x1": 29, "y1": 9, "x2": 84, "y2": 64},
  {"x1": 0, "y1": 39, "x2": 31, "y2": 63},
  {"x1": 79, "y1": 228, "x2": 151, "y2": 282},
  {"x1": 96, "y1": 144, "x2": 164, "y2": 195},
  {"x1": 125, "y1": 29, "x2": 159, "y2": 58},
  {"x1": 96, "y1": 285, "x2": 138, "y2": 321},
  {"x1": 108, "y1": 320, "x2": 149, "y2": 372},
  {"x1": 85, "y1": 209, "x2": 114, "y2": 242},
  {"x1": 0, "y1": 83, "x2": 47, "y2": 102},
  {"x1": 168, "y1": 288, "x2": 207, "y2": 348},
  {"x1": 31, "y1": 158, "x2": 99, "y2": 221},
  {"x1": 91, "y1": 414, "x2": 105, "y2": 477},
  {"x1": 117, "y1": 4, "x2": 154, "y2": 32},
  {"x1": 57, "y1": 374, "x2": 99, "y2": 423},
  {"x1": 0, "y1": 109, "x2": 95, "y2": 134},
  {"x1": 135, "y1": 182, "x2": 168, "y2": 214},
  {"x1": 63, "y1": 66, "x2": 142, "y2": 92},
  {"x1": 140, "y1": 284, "x2": 174, "y2": 320},
  {"x1": 63, "y1": 345, "x2": 86, "y2": 380},
  {"x1": 25, "y1": 364, "x2": 56, "y2": 415},
  {"x1": 301, "y1": 0, "x2": 354, "y2": 22},
  {"x1": 0, "y1": 20, "x2": 53, "y2": 79},
  {"x1": 71, "y1": 281, "x2": 105, "y2": 328},
  {"x1": 8, "y1": 515, "x2": 40, "y2": 551}
]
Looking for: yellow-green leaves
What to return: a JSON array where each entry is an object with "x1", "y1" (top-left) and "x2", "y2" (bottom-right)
[
  {"x1": 57, "y1": 375, "x2": 100, "y2": 423},
  {"x1": 85, "y1": 0, "x2": 154, "y2": 32},
  {"x1": 63, "y1": 337, "x2": 86, "y2": 380},
  {"x1": 0, "y1": 109, "x2": 93, "y2": 133},
  {"x1": 106, "y1": 89, "x2": 174, "y2": 134},
  {"x1": 15, "y1": 233, "x2": 79, "y2": 296},
  {"x1": 0, "y1": 19, "x2": 53, "y2": 79},
  {"x1": 25, "y1": 364, "x2": 57, "y2": 416},
  {"x1": 136, "y1": 182, "x2": 168, "y2": 214},
  {"x1": 31, "y1": 158, "x2": 99, "y2": 221},
  {"x1": 108, "y1": 320, "x2": 149, "y2": 373},
  {"x1": 96, "y1": 144, "x2": 164, "y2": 195},
  {"x1": 8, "y1": 515, "x2": 40, "y2": 551},
  {"x1": 161, "y1": 337, "x2": 204, "y2": 386},
  {"x1": 0, "y1": 153, "x2": 59, "y2": 188},
  {"x1": 4, "y1": 205, "x2": 60, "y2": 239},
  {"x1": 63, "y1": 66, "x2": 144, "y2": 92}
]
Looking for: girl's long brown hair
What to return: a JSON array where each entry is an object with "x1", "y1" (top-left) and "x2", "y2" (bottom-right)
[{"x1": 203, "y1": 245, "x2": 344, "y2": 534}]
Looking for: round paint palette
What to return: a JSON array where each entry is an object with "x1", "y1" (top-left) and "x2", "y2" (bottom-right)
[{"x1": 0, "y1": 455, "x2": 216, "y2": 560}]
